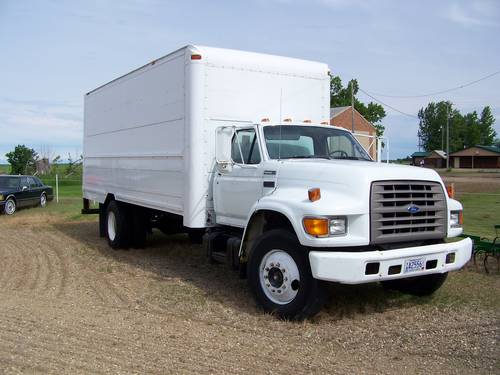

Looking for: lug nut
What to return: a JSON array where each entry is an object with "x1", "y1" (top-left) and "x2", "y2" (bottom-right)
[
  {"x1": 264, "y1": 275, "x2": 268, "y2": 279},
  {"x1": 277, "y1": 290, "x2": 281, "y2": 293},
  {"x1": 276, "y1": 263, "x2": 280, "y2": 267},
  {"x1": 270, "y1": 263, "x2": 274, "y2": 267},
  {"x1": 284, "y1": 277, "x2": 288, "y2": 281},
  {"x1": 266, "y1": 284, "x2": 270, "y2": 287},
  {"x1": 282, "y1": 268, "x2": 286, "y2": 273},
  {"x1": 272, "y1": 289, "x2": 275, "y2": 293},
  {"x1": 265, "y1": 267, "x2": 269, "y2": 272}
]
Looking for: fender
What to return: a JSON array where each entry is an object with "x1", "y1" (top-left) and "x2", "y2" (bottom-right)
[{"x1": 239, "y1": 200, "x2": 300, "y2": 264}]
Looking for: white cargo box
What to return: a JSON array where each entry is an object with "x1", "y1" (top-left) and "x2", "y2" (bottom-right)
[{"x1": 83, "y1": 45, "x2": 330, "y2": 227}]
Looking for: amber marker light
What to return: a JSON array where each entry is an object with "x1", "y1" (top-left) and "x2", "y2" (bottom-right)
[
  {"x1": 283, "y1": 118, "x2": 292, "y2": 122},
  {"x1": 261, "y1": 118, "x2": 270, "y2": 122},
  {"x1": 191, "y1": 54, "x2": 202, "y2": 60},
  {"x1": 446, "y1": 184, "x2": 455, "y2": 198},
  {"x1": 308, "y1": 187, "x2": 321, "y2": 202},
  {"x1": 303, "y1": 218, "x2": 329, "y2": 237},
  {"x1": 320, "y1": 121, "x2": 329, "y2": 125},
  {"x1": 459, "y1": 211, "x2": 463, "y2": 225},
  {"x1": 303, "y1": 119, "x2": 312, "y2": 123}
]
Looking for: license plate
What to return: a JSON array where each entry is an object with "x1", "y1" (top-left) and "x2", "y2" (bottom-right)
[{"x1": 404, "y1": 257, "x2": 425, "y2": 273}]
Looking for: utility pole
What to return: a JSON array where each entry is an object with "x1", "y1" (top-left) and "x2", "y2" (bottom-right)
[
  {"x1": 446, "y1": 106, "x2": 450, "y2": 169},
  {"x1": 351, "y1": 82, "x2": 355, "y2": 133}
]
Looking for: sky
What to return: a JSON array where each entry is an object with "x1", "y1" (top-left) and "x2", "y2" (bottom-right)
[{"x1": 0, "y1": 0, "x2": 499, "y2": 162}]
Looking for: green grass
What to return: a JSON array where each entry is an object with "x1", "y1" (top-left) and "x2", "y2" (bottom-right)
[
  {"x1": 0, "y1": 164, "x2": 9, "y2": 174},
  {"x1": 459, "y1": 193, "x2": 500, "y2": 238}
]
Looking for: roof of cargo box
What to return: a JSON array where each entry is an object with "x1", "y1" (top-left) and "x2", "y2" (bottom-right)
[{"x1": 86, "y1": 45, "x2": 329, "y2": 95}]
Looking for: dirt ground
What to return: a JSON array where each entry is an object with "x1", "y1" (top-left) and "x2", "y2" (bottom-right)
[
  {"x1": 0, "y1": 212, "x2": 499, "y2": 374},
  {"x1": 440, "y1": 172, "x2": 500, "y2": 194}
]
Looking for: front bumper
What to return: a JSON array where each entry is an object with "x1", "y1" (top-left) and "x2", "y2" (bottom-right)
[{"x1": 309, "y1": 237, "x2": 472, "y2": 284}]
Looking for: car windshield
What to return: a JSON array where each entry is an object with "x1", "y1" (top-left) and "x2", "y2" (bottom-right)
[
  {"x1": 0, "y1": 176, "x2": 20, "y2": 189},
  {"x1": 263, "y1": 125, "x2": 372, "y2": 161}
]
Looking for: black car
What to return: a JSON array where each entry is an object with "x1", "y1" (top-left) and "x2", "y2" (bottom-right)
[{"x1": 0, "y1": 175, "x2": 54, "y2": 215}]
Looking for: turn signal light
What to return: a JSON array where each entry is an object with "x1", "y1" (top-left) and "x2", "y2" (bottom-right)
[
  {"x1": 308, "y1": 188, "x2": 321, "y2": 202},
  {"x1": 303, "y1": 218, "x2": 329, "y2": 237},
  {"x1": 446, "y1": 184, "x2": 455, "y2": 198},
  {"x1": 191, "y1": 54, "x2": 202, "y2": 60}
]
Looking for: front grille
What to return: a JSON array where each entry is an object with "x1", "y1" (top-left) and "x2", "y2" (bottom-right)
[{"x1": 370, "y1": 180, "x2": 447, "y2": 244}]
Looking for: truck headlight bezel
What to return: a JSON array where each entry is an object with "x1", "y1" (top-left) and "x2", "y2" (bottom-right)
[
  {"x1": 303, "y1": 216, "x2": 348, "y2": 237},
  {"x1": 450, "y1": 210, "x2": 463, "y2": 228}
]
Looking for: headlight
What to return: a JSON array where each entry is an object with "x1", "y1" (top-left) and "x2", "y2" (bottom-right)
[
  {"x1": 303, "y1": 216, "x2": 347, "y2": 237},
  {"x1": 329, "y1": 217, "x2": 347, "y2": 235},
  {"x1": 450, "y1": 210, "x2": 463, "y2": 228},
  {"x1": 0, "y1": 194, "x2": 4, "y2": 201}
]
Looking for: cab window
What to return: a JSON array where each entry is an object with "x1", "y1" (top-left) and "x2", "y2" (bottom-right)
[{"x1": 231, "y1": 128, "x2": 261, "y2": 164}]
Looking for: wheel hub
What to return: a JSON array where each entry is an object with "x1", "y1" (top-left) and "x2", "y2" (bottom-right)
[{"x1": 268, "y1": 267, "x2": 284, "y2": 288}]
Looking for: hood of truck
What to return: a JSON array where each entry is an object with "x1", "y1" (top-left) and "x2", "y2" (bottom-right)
[
  {"x1": 271, "y1": 159, "x2": 445, "y2": 215},
  {"x1": 277, "y1": 159, "x2": 442, "y2": 185}
]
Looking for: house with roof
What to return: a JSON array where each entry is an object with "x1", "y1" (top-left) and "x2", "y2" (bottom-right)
[
  {"x1": 449, "y1": 145, "x2": 500, "y2": 169},
  {"x1": 330, "y1": 106, "x2": 377, "y2": 159},
  {"x1": 410, "y1": 150, "x2": 447, "y2": 168}
]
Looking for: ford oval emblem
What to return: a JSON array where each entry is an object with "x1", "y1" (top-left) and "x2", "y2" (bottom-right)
[{"x1": 407, "y1": 205, "x2": 420, "y2": 214}]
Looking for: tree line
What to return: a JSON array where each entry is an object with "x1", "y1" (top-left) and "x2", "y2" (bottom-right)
[{"x1": 418, "y1": 101, "x2": 497, "y2": 152}]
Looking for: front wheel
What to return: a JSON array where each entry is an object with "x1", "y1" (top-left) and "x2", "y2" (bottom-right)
[
  {"x1": 247, "y1": 229, "x2": 325, "y2": 320},
  {"x1": 4, "y1": 198, "x2": 16, "y2": 215},
  {"x1": 381, "y1": 272, "x2": 448, "y2": 296}
]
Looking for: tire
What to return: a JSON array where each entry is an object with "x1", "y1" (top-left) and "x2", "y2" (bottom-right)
[
  {"x1": 247, "y1": 229, "x2": 325, "y2": 320},
  {"x1": 188, "y1": 230, "x2": 204, "y2": 244},
  {"x1": 131, "y1": 206, "x2": 148, "y2": 248},
  {"x1": 106, "y1": 201, "x2": 131, "y2": 249},
  {"x1": 4, "y1": 198, "x2": 16, "y2": 215},
  {"x1": 40, "y1": 193, "x2": 47, "y2": 208},
  {"x1": 381, "y1": 272, "x2": 448, "y2": 296}
]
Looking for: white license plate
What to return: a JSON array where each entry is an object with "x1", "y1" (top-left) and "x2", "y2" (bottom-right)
[{"x1": 404, "y1": 257, "x2": 425, "y2": 273}]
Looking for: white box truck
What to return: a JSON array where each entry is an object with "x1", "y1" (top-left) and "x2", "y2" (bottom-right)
[{"x1": 83, "y1": 45, "x2": 472, "y2": 319}]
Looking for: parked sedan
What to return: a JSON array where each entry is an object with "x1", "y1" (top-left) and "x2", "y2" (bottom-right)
[{"x1": 0, "y1": 175, "x2": 54, "y2": 215}]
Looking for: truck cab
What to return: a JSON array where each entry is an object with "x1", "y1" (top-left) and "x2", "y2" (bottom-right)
[{"x1": 212, "y1": 122, "x2": 472, "y2": 319}]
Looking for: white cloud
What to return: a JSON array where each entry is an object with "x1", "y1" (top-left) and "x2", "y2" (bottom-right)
[
  {"x1": 446, "y1": 1, "x2": 499, "y2": 27},
  {"x1": 0, "y1": 99, "x2": 83, "y2": 161}
]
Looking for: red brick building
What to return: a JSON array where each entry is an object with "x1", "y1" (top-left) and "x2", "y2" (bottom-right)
[{"x1": 330, "y1": 106, "x2": 377, "y2": 159}]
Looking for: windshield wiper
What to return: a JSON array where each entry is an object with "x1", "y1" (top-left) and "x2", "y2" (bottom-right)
[
  {"x1": 330, "y1": 156, "x2": 371, "y2": 161},
  {"x1": 285, "y1": 155, "x2": 331, "y2": 160}
]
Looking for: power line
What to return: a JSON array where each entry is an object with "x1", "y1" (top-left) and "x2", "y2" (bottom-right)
[
  {"x1": 364, "y1": 69, "x2": 500, "y2": 98},
  {"x1": 358, "y1": 88, "x2": 419, "y2": 119}
]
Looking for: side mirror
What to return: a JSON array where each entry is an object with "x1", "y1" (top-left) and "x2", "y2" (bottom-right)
[
  {"x1": 22, "y1": 186, "x2": 28, "y2": 191},
  {"x1": 215, "y1": 126, "x2": 234, "y2": 172}
]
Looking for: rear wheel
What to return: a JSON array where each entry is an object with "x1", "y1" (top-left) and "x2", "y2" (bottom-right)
[
  {"x1": 381, "y1": 273, "x2": 448, "y2": 296},
  {"x1": 247, "y1": 229, "x2": 325, "y2": 320},
  {"x1": 106, "y1": 201, "x2": 131, "y2": 249},
  {"x1": 4, "y1": 198, "x2": 16, "y2": 215},
  {"x1": 40, "y1": 193, "x2": 47, "y2": 207}
]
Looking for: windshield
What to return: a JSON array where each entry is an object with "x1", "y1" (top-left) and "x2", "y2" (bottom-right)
[
  {"x1": 263, "y1": 125, "x2": 372, "y2": 161},
  {"x1": 0, "y1": 176, "x2": 20, "y2": 189}
]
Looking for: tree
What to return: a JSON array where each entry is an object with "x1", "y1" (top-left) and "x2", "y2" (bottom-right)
[
  {"x1": 5, "y1": 145, "x2": 38, "y2": 175},
  {"x1": 330, "y1": 75, "x2": 386, "y2": 137},
  {"x1": 478, "y1": 106, "x2": 497, "y2": 145}
]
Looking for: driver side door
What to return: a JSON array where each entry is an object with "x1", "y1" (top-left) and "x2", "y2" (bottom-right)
[{"x1": 214, "y1": 127, "x2": 263, "y2": 227}]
